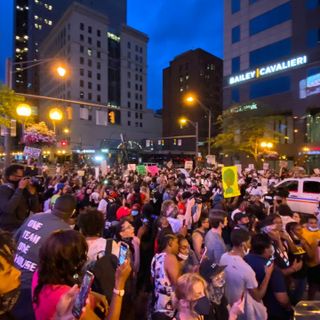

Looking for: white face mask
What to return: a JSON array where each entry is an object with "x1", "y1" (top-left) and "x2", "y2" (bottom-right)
[
  {"x1": 178, "y1": 252, "x2": 189, "y2": 261},
  {"x1": 308, "y1": 226, "x2": 319, "y2": 232}
]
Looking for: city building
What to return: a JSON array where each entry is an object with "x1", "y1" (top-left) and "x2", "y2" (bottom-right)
[
  {"x1": 162, "y1": 49, "x2": 223, "y2": 155},
  {"x1": 13, "y1": 0, "x2": 127, "y2": 94},
  {"x1": 38, "y1": 2, "x2": 161, "y2": 152},
  {"x1": 224, "y1": 0, "x2": 320, "y2": 167}
]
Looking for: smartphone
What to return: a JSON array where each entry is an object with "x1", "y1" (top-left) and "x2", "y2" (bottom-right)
[
  {"x1": 72, "y1": 271, "x2": 95, "y2": 319},
  {"x1": 199, "y1": 246, "x2": 208, "y2": 264},
  {"x1": 118, "y1": 241, "x2": 129, "y2": 266},
  {"x1": 265, "y1": 256, "x2": 275, "y2": 267}
]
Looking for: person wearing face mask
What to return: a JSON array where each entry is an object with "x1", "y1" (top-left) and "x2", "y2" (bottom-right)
[
  {"x1": 0, "y1": 164, "x2": 40, "y2": 233},
  {"x1": 12, "y1": 194, "x2": 76, "y2": 320},
  {"x1": 177, "y1": 235, "x2": 198, "y2": 273},
  {"x1": 244, "y1": 234, "x2": 293, "y2": 320},
  {"x1": 199, "y1": 260, "x2": 244, "y2": 320},
  {"x1": 301, "y1": 215, "x2": 320, "y2": 300},
  {"x1": 0, "y1": 229, "x2": 21, "y2": 319},
  {"x1": 220, "y1": 229, "x2": 270, "y2": 320}
]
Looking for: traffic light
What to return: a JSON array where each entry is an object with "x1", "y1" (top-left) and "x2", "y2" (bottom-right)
[{"x1": 108, "y1": 111, "x2": 115, "y2": 124}]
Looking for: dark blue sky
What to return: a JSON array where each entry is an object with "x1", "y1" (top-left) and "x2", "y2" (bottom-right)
[{"x1": 0, "y1": 0, "x2": 223, "y2": 110}]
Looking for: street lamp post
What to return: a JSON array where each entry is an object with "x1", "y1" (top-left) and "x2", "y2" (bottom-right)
[
  {"x1": 185, "y1": 95, "x2": 212, "y2": 156},
  {"x1": 179, "y1": 117, "x2": 199, "y2": 166},
  {"x1": 16, "y1": 103, "x2": 32, "y2": 136},
  {"x1": 4, "y1": 57, "x2": 67, "y2": 167},
  {"x1": 49, "y1": 108, "x2": 63, "y2": 133}
]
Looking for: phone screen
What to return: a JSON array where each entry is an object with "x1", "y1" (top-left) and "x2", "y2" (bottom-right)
[
  {"x1": 72, "y1": 271, "x2": 95, "y2": 319},
  {"x1": 265, "y1": 256, "x2": 275, "y2": 267},
  {"x1": 118, "y1": 242, "x2": 129, "y2": 266}
]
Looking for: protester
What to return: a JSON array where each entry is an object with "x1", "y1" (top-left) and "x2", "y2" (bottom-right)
[
  {"x1": 192, "y1": 213, "x2": 209, "y2": 261},
  {"x1": 204, "y1": 210, "x2": 227, "y2": 263},
  {"x1": 12, "y1": 194, "x2": 76, "y2": 319},
  {"x1": 0, "y1": 164, "x2": 40, "y2": 233},
  {"x1": 0, "y1": 229, "x2": 21, "y2": 318}
]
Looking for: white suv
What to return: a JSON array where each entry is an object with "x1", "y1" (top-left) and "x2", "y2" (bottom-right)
[{"x1": 275, "y1": 178, "x2": 320, "y2": 214}]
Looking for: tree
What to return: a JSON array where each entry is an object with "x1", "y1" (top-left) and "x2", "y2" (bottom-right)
[
  {"x1": 0, "y1": 84, "x2": 25, "y2": 127},
  {"x1": 23, "y1": 122, "x2": 56, "y2": 147},
  {"x1": 211, "y1": 109, "x2": 283, "y2": 161}
]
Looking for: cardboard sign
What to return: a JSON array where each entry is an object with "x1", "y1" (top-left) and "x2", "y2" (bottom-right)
[
  {"x1": 128, "y1": 163, "x2": 136, "y2": 171},
  {"x1": 77, "y1": 170, "x2": 85, "y2": 177},
  {"x1": 263, "y1": 163, "x2": 270, "y2": 170},
  {"x1": 206, "y1": 155, "x2": 216, "y2": 165},
  {"x1": 184, "y1": 161, "x2": 193, "y2": 170},
  {"x1": 222, "y1": 166, "x2": 241, "y2": 199},
  {"x1": 147, "y1": 165, "x2": 159, "y2": 176},
  {"x1": 23, "y1": 146, "x2": 41, "y2": 158},
  {"x1": 136, "y1": 165, "x2": 147, "y2": 175}
]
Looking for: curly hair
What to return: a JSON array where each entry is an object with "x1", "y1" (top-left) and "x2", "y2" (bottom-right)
[
  {"x1": 0, "y1": 229, "x2": 16, "y2": 270},
  {"x1": 33, "y1": 230, "x2": 88, "y2": 305}
]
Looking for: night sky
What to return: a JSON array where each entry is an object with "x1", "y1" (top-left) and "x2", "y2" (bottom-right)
[{"x1": 0, "y1": 0, "x2": 223, "y2": 110}]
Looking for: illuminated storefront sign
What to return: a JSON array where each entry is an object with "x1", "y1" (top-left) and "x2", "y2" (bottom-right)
[
  {"x1": 230, "y1": 102, "x2": 258, "y2": 113},
  {"x1": 229, "y1": 55, "x2": 307, "y2": 86}
]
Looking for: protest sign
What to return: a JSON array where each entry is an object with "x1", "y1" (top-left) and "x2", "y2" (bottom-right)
[
  {"x1": 128, "y1": 163, "x2": 136, "y2": 171},
  {"x1": 222, "y1": 166, "x2": 241, "y2": 198},
  {"x1": 23, "y1": 146, "x2": 41, "y2": 158},
  {"x1": 147, "y1": 165, "x2": 159, "y2": 176},
  {"x1": 184, "y1": 161, "x2": 193, "y2": 170},
  {"x1": 136, "y1": 165, "x2": 147, "y2": 175}
]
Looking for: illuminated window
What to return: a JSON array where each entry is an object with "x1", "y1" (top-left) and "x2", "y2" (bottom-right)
[{"x1": 87, "y1": 49, "x2": 92, "y2": 56}]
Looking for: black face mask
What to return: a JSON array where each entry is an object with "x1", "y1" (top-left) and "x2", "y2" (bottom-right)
[
  {"x1": 193, "y1": 296, "x2": 211, "y2": 316},
  {"x1": 0, "y1": 287, "x2": 20, "y2": 315},
  {"x1": 7, "y1": 179, "x2": 20, "y2": 188}
]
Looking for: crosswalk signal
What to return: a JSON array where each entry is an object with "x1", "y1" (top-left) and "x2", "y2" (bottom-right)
[{"x1": 108, "y1": 111, "x2": 115, "y2": 124}]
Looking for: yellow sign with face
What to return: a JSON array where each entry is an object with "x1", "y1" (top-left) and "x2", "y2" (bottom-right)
[{"x1": 222, "y1": 166, "x2": 241, "y2": 198}]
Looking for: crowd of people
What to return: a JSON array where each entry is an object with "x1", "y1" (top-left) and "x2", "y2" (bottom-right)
[{"x1": 0, "y1": 162, "x2": 319, "y2": 320}]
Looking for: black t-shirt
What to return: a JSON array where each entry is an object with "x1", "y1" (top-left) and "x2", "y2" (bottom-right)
[{"x1": 244, "y1": 254, "x2": 293, "y2": 320}]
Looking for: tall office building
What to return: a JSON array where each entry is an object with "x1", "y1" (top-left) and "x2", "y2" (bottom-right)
[
  {"x1": 14, "y1": 0, "x2": 126, "y2": 93},
  {"x1": 162, "y1": 49, "x2": 222, "y2": 154},
  {"x1": 38, "y1": 2, "x2": 161, "y2": 150},
  {"x1": 224, "y1": 0, "x2": 320, "y2": 165}
]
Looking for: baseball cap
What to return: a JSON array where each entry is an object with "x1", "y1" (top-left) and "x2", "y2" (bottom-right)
[
  {"x1": 199, "y1": 260, "x2": 226, "y2": 282},
  {"x1": 233, "y1": 212, "x2": 249, "y2": 223}
]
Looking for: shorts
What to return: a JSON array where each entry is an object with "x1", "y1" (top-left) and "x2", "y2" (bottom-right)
[{"x1": 307, "y1": 265, "x2": 320, "y2": 285}]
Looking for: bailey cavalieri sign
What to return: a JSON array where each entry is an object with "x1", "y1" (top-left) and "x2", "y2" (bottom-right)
[{"x1": 228, "y1": 55, "x2": 307, "y2": 86}]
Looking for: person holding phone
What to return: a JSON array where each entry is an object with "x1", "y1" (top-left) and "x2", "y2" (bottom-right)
[
  {"x1": 31, "y1": 230, "x2": 107, "y2": 320},
  {"x1": 244, "y1": 233, "x2": 293, "y2": 320}
]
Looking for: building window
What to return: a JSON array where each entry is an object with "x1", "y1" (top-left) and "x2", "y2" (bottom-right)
[
  {"x1": 250, "y1": 76, "x2": 291, "y2": 99},
  {"x1": 80, "y1": 34, "x2": 84, "y2": 41},
  {"x1": 97, "y1": 84, "x2": 101, "y2": 91},
  {"x1": 306, "y1": 0, "x2": 320, "y2": 9},
  {"x1": 97, "y1": 73, "x2": 101, "y2": 80},
  {"x1": 80, "y1": 91, "x2": 84, "y2": 99},
  {"x1": 127, "y1": 42, "x2": 131, "y2": 49},
  {"x1": 232, "y1": 26, "x2": 240, "y2": 43},
  {"x1": 80, "y1": 23, "x2": 84, "y2": 30},
  {"x1": 135, "y1": 122, "x2": 139, "y2": 127},
  {"x1": 128, "y1": 111, "x2": 131, "y2": 117},
  {"x1": 140, "y1": 114, "x2": 143, "y2": 120},
  {"x1": 128, "y1": 121, "x2": 131, "y2": 126},
  {"x1": 231, "y1": 0, "x2": 240, "y2": 13},
  {"x1": 97, "y1": 51, "x2": 101, "y2": 58},
  {"x1": 80, "y1": 80, "x2": 84, "y2": 87},
  {"x1": 135, "y1": 113, "x2": 138, "y2": 119},
  {"x1": 88, "y1": 26, "x2": 92, "y2": 33},
  {"x1": 88, "y1": 82, "x2": 92, "y2": 89},
  {"x1": 80, "y1": 45, "x2": 84, "y2": 53},
  {"x1": 87, "y1": 49, "x2": 92, "y2": 56},
  {"x1": 80, "y1": 57, "x2": 84, "y2": 64},
  {"x1": 97, "y1": 62, "x2": 101, "y2": 69},
  {"x1": 249, "y1": 38, "x2": 291, "y2": 67},
  {"x1": 88, "y1": 70, "x2": 92, "y2": 78},
  {"x1": 128, "y1": 101, "x2": 131, "y2": 108},
  {"x1": 249, "y1": 2, "x2": 292, "y2": 36},
  {"x1": 231, "y1": 87, "x2": 240, "y2": 102},
  {"x1": 97, "y1": 95, "x2": 101, "y2": 102},
  {"x1": 97, "y1": 29, "x2": 101, "y2": 37},
  {"x1": 88, "y1": 92, "x2": 92, "y2": 100},
  {"x1": 128, "y1": 81, "x2": 131, "y2": 88},
  {"x1": 80, "y1": 68, "x2": 84, "y2": 76},
  {"x1": 97, "y1": 40, "x2": 101, "y2": 48},
  {"x1": 307, "y1": 29, "x2": 320, "y2": 48},
  {"x1": 232, "y1": 56, "x2": 240, "y2": 73},
  {"x1": 88, "y1": 59, "x2": 92, "y2": 67},
  {"x1": 140, "y1": 123, "x2": 143, "y2": 128},
  {"x1": 135, "y1": 103, "x2": 138, "y2": 109},
  {"x1": 88, "y1": 37, "x2": 92, "y2": 44},
  {"x1": 128, "y1": 92, "x2": 131, "y2": 98}
]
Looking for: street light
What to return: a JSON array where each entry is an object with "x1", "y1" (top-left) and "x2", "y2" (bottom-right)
[
  {"x1": 185, "y1": 93, "x2": 212, "y2": 156},
  {"x1": 4, "y1": 57, "x2": 69, "y2": 167},
  {"x1": 63, "y1": 128, "x2": 70, "y2": 134},
  {"x1": 179, "y1": 117, "x2": 199, "y2": 165},
  {"x1": 260, "y1": 141, "x2": 273, "y2": 149},
  {"x1": 49, "y1": 108, "x2": 63, "y2": 133},
  {"x1": 16, "y1": 103, "x2": 32, "y2": 117}
]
